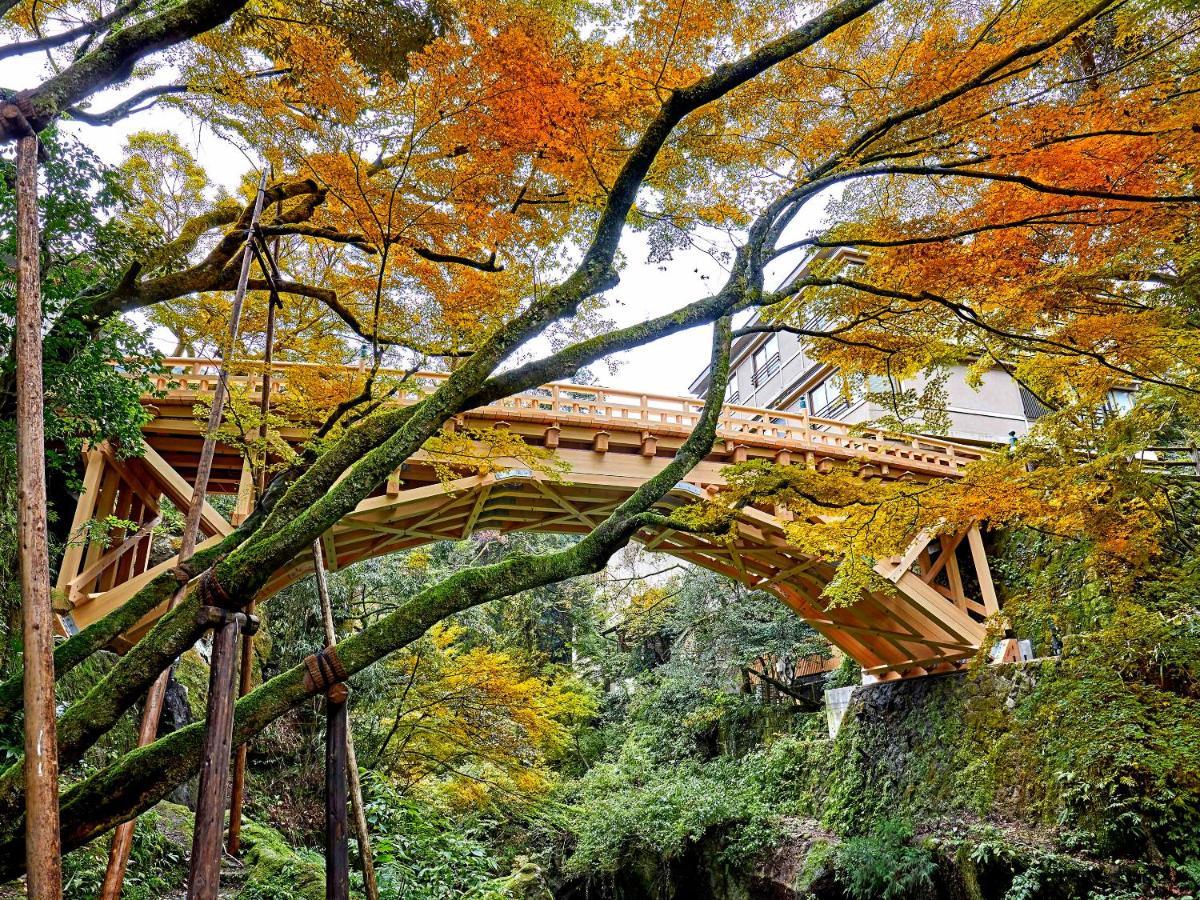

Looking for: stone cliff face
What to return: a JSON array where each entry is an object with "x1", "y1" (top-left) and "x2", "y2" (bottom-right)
[{"x1": 559, "y1": 663, "x2": 1171, "y2": 900}]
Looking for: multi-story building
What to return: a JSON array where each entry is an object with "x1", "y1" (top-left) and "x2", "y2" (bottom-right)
[{"x1": 689, "y1": 249, "x2": 1133, "y2": 445}]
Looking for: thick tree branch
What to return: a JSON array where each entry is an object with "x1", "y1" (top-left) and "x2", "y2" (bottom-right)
[
  {"x1": 0, "y1": 318, "x2": 735, "y2": 873},
  {"x1": 0, "y1": 0, "x2": 252, "y2": 142}
]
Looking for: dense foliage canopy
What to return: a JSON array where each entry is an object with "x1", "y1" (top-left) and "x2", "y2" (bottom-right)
[{"x1": 1, "y1": 0, "x2": 1198, "y2": 894}]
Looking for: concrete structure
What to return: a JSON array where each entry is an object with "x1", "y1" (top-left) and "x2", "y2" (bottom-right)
[{"x1": 689, "y1": 250, "x2": 1133, "y2": 446}]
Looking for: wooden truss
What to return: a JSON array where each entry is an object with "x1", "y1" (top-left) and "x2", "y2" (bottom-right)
[{"x1": 58, "y1": 358, "x2": 1001, "y2": 680}]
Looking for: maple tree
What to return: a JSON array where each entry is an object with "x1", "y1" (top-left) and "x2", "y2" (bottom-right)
[{"x1": 0, "y1": 0, "x2": 1198, "y2": 880}]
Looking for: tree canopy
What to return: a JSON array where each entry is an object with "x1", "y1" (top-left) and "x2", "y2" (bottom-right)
[{"x1": 0, "y1": 0, "x2": 1198, "y2": 882}]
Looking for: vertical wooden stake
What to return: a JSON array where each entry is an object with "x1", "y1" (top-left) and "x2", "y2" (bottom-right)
[
  {"x1": 226, "y1": 598, "x2": 256, "y2": 857},
  {"x1": 187, "y1": 610, "x2": 243, "y2": 900},
  {"x1": 325, "y1": 685, "x2": 350, "y2": 900},
  {"x1": 229, "y1": 231, "x2": 281, "y2": 855},
  {"x1": 313, "y1": 541, "x2": 379, "y2": 900},
  {"x1": 14, "y1": 128, "x2": 64, "y2": 898},
  {"x1": 99, "y1": 647, "x2": 179, "y2": 899}
]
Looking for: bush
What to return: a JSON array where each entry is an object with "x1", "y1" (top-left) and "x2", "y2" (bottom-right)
[
  {"x1": 834, "y1": 820, "x2": 936, "y2": 900},
  {"x1": 364, "y1": 776, "x2": 505, "y2": 900},
  {"x1": 62, "y1": 809, "x2": 187, "y2": 900}
]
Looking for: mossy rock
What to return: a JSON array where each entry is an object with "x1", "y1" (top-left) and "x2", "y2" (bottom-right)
[
  {"x1": 236, "y1": 819, "x2": 325, "y2": 900},
  {"x1": 173, "y1": 648, "x2": 210, "y2": 721}
]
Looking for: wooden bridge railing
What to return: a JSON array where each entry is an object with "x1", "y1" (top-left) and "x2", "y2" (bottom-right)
[{"x1": 145, "y1": 357, "x2": 988, "y2": 472}]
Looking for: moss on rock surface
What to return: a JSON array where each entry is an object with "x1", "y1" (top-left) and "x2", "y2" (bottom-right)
[
  {"x1": 172, "y1": 648, "x2": 209, "y2": 722},
  {"x1": 560, "y1": 661, "x2": 1200, "y2": 899},
  {"x1": 236, "y1": 819, "x2": 326, "y2": 900}
]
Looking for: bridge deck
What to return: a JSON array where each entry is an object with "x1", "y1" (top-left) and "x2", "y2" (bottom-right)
[{"x1": 57, "y1": 358, "x2": 998, "y2": 680}]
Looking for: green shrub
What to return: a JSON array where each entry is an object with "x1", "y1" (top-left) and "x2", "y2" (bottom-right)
[
  {"x1": 834, "y1": 820, "x2": 936, "y2": 900},
  {"x1": 364, "y1": 776, "x2": 504, "y2": 900},
  {"x1": 62, "y1": 809, "x2": 187, "y2": 900}
]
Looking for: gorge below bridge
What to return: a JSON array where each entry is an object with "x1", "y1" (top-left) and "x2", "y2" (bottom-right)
[{"x1": 54, "y1": 358, "x2": 1004, "y2": 681}]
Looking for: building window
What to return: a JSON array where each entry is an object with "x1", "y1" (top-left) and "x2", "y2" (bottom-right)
[
  {"x1": 751, "y1": 335, "x2": 781, "y2": 387},
  {"x1": 809, "y1": 373, "x2": 849, "y2": 417},
  {"x1": 1019, "y1": 385, "x2": 1052, "y2": 421},
  {"x1": 1106, "y1": 387, "x2": 1135, "y2": 415},
  {"x1": 723, "y1": 380, "x2": 740, "y2": 406}
]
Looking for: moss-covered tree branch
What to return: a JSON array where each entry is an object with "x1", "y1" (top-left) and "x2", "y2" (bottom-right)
[{"x1": 0, "y1": 317, "x2": 734, "y2": 876}]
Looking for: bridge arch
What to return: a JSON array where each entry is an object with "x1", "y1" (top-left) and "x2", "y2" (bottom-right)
[{"x1": 56, "y1": 359, "x2": 998, "y2": 680}]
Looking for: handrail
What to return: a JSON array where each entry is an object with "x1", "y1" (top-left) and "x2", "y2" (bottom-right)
[{"x1": 142, "y1": 356, "x2": 989, "y2": 470}]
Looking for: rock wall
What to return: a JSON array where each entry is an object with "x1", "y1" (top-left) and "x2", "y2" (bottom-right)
[{"x1": 559, "y1": 661, "x2": 1182, "y2": 900}]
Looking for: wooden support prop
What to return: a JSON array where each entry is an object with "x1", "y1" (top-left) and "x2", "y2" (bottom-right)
[
  {"x1": 544, "y1": 424, "x2": 560, "y2": 449},
  {"x1": 107, "y1": 172, "x2": 271, "y2": 900},
  {"x1": 226, "y1": 598, "x2": 256, "y2": 857},
  {"x1": 592, "y1": 430, "x2": 610, "y2": 453},
  {"x1": 229, "y1": 229, "x2": 282, "y2": 854},
  {"x1": 56, "y1": 447, "x2": 106, "y2": 597},
  {"x1": 312, "y1": 540, "x2": 379, "y2": 900},
  {"x1": 325, "y1": 685, "x2": 350, "y2": 900},
  {"x1": 966, "y1": 525, "x2": 1000, "y2": 616},
  {"x1": 188, "y1": 605, "x2": 259, "y2": 900},
  {"x1": 232, "y1": 458, "x2": 254, "y2": 526},
  {"x1": 13, "y1": 121, "x2": 64, "y2": 897},
  {"x1": 180, "y1": 170, "x2": 269, "y2": 560},
  {"x1": 888, "y1": 529, "x2": 933, "y2": 584}
]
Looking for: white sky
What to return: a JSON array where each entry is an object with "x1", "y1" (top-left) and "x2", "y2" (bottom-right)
[{"x1": 10, "y1": 61, "x2": 826, "y2": 398}]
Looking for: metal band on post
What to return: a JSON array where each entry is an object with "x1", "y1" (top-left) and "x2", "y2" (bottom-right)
[{"x1": 300, "y1": 643, "x2": 353, "y2": 898}]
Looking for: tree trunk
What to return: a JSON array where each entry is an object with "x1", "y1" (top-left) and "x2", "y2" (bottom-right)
[{"x1": 14, "y1": 129, "x2": 64, "y2": 897}]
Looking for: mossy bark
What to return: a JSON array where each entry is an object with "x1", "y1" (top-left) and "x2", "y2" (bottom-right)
[
  {"x1": 0, "y1": 318, "x2": 736, "y2": 880},
  {"x1": 0, "y1": 535, "x2": 234, "y2": 724}
]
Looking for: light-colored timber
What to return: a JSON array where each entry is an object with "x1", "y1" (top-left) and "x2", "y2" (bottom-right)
[{"x1": 56, "y1": 357, "x2": 1003, "y2": 681}]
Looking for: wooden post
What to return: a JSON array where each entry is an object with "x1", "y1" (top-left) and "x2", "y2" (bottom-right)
[
  {"x1": 187, "y1": 607, "x2": 247, "y2": 900},
  {"x1": 313, "y1": 540, "x2": 379, "y2": 900},
  {"x1": 325, "y1": 684, "x2": 350, "y2": 900},
  {"x1": 226, "y1": 597, "x2": 256, "y2": 857},
  {"x1": 105, "y1": 171, "x2": 270, "y2": 900},
  {"x1": 12, "y1": 123, "x2": 64, "y2": 898},
  {"x1": 180, "y1": 170, "x2": 269, "y2": 560}
]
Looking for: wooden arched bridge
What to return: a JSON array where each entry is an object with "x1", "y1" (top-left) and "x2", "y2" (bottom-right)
[{"x1": 55, "y1": 358, "x2": 1002, "y2": 681}]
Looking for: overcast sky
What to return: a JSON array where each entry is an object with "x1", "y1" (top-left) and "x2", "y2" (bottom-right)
[{"x1": 10, "y1": 61, "x2": 826, "y2": 399}]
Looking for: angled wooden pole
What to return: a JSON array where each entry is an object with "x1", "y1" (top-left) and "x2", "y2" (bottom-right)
[
  {"x1": 180, "y1": 170, "x2": 269, "y2": 560},
  {"x1": 313, "y1": 540, "x2": 379, "y2": 900},
  {"x1": 12, "y1": 120, "x2": 63, "y2": 898},
  {"x1": 184, "y1": 170, "x2": 271, "y2": 900},
  {"x1": 228, "y1": 235, "x2": 281, "y2": 856},
  {"x1": 102, "y1": 171, "x2": 271, "y2": 900}
]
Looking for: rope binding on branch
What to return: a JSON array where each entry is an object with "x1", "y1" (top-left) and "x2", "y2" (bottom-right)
[{"x1": 303, "y1": 646, "x2": 350, "y2": 702}]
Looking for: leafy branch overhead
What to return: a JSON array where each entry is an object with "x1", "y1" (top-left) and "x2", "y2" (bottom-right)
[{"x1": 0, "y1": 0, "x2": 1198, "y2": 881}]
